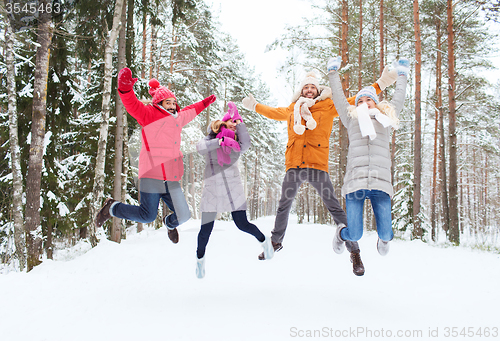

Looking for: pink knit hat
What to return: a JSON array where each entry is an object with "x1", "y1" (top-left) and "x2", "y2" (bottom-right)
[{"x1": 149, "y1": 79, "x2": 180, "y2": 110}]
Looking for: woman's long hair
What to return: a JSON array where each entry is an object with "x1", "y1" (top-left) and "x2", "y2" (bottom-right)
[
  {"x1": 210, "y1": 120, "x2": 229, "y2": 134},
  {"x1": 210, "y1": 120, "x2": 239, "y2": 140}
]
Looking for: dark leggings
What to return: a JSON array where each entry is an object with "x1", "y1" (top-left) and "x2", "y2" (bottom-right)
[{"x1": 197, "y1": 210, "x2": 265, "y2": 259}]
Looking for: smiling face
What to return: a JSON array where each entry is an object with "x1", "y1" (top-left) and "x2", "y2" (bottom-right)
[
  {"x1": 224, "y1": 119, "x2": 237, "y2": 132},
  {"x1": 301, "y1": 84, "x2": 319, "y2": 99},
  {"x1": 161, "y1": 98, "x2": 177, "y2": 114},
  {"x1": 357, "y1": 96, "x2": 377, "y2": 109}
]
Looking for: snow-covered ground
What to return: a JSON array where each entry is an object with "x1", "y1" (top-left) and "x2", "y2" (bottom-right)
[{"x1": 1, "y1": 216, "x2": 499, "y2": 341}]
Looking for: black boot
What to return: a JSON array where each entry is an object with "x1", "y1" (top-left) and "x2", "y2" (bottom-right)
[
  {"x1": 350, "y1": 250, "x2": 365, "y2": 276},
  {"x1": 258, "y1": 241, "x2": 282, "y2": 260}
]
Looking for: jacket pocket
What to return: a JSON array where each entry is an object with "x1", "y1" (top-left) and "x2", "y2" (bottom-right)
[
  {"x1": 285, "y1": 139, "x2": 295, "y2": 161},
  {"x1": 305, "y1": 139, "x2": 329, "y2": 168}
]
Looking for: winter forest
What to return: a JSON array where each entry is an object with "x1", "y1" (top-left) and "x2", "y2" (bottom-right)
[{"x1": 1, "y1": 0, "x2": 500, "y2": 273}]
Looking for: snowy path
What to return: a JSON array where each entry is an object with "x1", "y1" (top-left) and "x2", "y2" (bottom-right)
[{"x1": 1, "y1": 216, "x2": 499, "y2": 341}]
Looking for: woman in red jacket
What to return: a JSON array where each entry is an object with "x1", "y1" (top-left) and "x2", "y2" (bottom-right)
[{"x1": 95, "y1": 68, "x2": 216, "y2": 243}]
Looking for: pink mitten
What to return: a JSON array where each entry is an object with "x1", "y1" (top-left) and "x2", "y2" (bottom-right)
[
  {"x1": 215, "y1": 127, "x2": 239, "y2": 166},
  {"x1": 221, "y1": 137, "x2": 241, "y2": 152},
  {"x1": 222, "y1": 101, "x2": 243, "y2": 122}
]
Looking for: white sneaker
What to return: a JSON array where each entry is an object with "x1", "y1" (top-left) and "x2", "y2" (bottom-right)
[
  {"x1": 377, "y1": 238, "x2": 390, "y2": 256},
  {"x1": 332, "y1": 225, "x2": 346, "y2": 254},
  {"x1": 261, "y1": 237, "x2": 274, "y2": 260},
  {"x1": 196, "y1": 256, "x2": 205, "y2": 279}
]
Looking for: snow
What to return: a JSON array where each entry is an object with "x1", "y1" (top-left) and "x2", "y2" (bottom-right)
[{"x1": 1, "y1": 216, "x2": 499, "y2": 341}]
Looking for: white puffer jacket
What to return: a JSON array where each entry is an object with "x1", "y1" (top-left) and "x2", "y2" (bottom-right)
[{"x1": 328, "y1": 71, "x2": 407, "y2": 198}]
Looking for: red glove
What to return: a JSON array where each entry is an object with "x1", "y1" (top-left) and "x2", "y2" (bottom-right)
[
  {"x1": 202, "y1": 94, "x2": 216, "y2": 107},
  {"x1": 118, "y1": 68, "x2": 138, "y2": 92},
  {"x1": 221, "y1": 136, "x2": 241, "y2": 153}
]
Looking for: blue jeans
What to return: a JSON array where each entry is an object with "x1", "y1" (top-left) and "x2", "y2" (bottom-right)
[
  {"x1": 341, "y1": 189, "x2": 393, "y2": 242},
  {"x1": 111, "y1": 179, "x2": 190, "y2": 228}
]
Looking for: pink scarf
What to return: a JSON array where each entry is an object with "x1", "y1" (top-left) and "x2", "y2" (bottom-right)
[{"x1": 216, "y1": 126, "x2": 236, "y2": 166}]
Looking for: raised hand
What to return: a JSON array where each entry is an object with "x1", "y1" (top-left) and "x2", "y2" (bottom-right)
[
  {"x1": 242, "y1": 93, "x2": 257, "y2": 111},
  {"x1": 327, "y1": 56, "x2": 342, "y2": 73},
  {"x1": 221, "y1": 136, "x2": 241, "y2": 153},
  {"x1": 202, "y1": 94, "x2": 216, "y2": 107},
  {"x1": 376, "y1": 65, "x2": 398, "y2": 91},
  {"x1": 118, "y1": 67, "x2": 138, "y2": 92},
  {"x1": 227, "y1": 101, "x2": 243, "y2": 123},
  {"x1": 395, "y1": 58, "x2": 410, "y2": 77}
]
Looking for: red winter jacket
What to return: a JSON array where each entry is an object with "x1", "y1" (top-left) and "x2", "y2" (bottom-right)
[{"x1": 119, "y1": 90, "x2": 209, "y2": 181}]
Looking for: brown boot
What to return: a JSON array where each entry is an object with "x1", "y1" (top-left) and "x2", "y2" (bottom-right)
[
  {"x1": 350, "y1": 250, "x2": 365, "y2": 276},
  {"x1": 167, "y1": 228, "x2": 179, "y2": 244},
  {"x1": 258, "y1": 241, "x2": 282, "y2": 260},
  {"x1": 94, "y1": 198, "x2": 116, "y2": 228}
]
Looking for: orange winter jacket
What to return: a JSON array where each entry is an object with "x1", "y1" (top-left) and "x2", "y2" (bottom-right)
[{"x1": 256, "y1": 83, "x2": 381, "y2": 173}]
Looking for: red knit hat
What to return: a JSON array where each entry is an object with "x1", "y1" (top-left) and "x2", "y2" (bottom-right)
[{"x1": 149, "y1": 79, "x2": 177, "y2": 105}]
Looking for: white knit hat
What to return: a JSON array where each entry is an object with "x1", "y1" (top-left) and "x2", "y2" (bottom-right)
[{"x1": 299, "y1": 71, "x2": 321, "y2": 92}]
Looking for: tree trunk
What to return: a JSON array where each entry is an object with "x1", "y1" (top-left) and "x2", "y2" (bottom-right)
[
  {"x1": 5, "y1": 17, "x2": 26, "y2": 271},
  {"x1": 89, "y1": 0, "x2": 125, "y2": 247},
  {"x1": 111, "y1": 0, "x2": 128, "y2": 243},
  {"x1": 122, "y1": 0, "x2": 134, "y2": 238},
  {"x1": 447, "y1": 0, "x2": 460, "y2": 245},
  {"x1": 126, "y1": 0, "x2": 135, "y2": 67},
  {"x1": 46, "y1": 220, "x2": 53, "y2": 259},
  {"x1": 412, "y1": 0, "x2": 423, "y2": 239},
  {"x1": 297, "y1": 188, "x2": 304, "y2": 224},
  {"x1": 379, "y1": 0, "x2": 384, "y2": 101},
  {"x1": 149, "y1": 20, "x2": 157, "y2": 79},
  {"x1": 168, "y1": 32, "x2": 178, "y2": 89},
  {"x1": 431, "y1": 100, "x2": 439, "y2": 242},
  {"x1": 339, "y1": 0, "x2": 349, "y2": 195},
  {"x1": 189, "y1": 152, "x2": 197, "y2": 219},
  {"x1": 251, "y1": 154, "x2": 260, "y2": 220},
  {"x1": 122, "y1": 111, "x2": 129, "y2": 237},
  {"x1": 439, "y1": 84, "x2": 450, "y2": 233},
  {"x1": 306, "y1": 185, "x2": 310, "y2": 222},
  {"x1": 483, "y1": 154, "x2": 488, "y2": 230},
  {"x1": 149, "y1": 2, "x2": 158, "y2": 80},
  {"x1": 141, "y1": 0, "x2": 148, "y2": 79},
  {"x1": 25, "y1": 2, "x2": 53, "y2": 271},
  {"x1": 433, "y1": 18, "x2": 445, "y2": 240},
  {"x1": 358, "y1": 0, "x2": 363, "y2": 91}
]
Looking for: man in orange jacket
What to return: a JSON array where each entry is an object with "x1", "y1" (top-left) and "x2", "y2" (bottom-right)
[{"x1": 242, "y1": 68, "x2": 396, "y2": 276}]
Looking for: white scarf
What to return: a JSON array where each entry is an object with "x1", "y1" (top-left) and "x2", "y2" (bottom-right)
[{"x1": 356, "y1": 103, "x2": 396, "y2": 140}]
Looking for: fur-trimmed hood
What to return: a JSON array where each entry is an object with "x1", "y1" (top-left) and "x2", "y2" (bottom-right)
[{"x1": 291, "y1": 85, "x2": 333, "y2": 104}]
